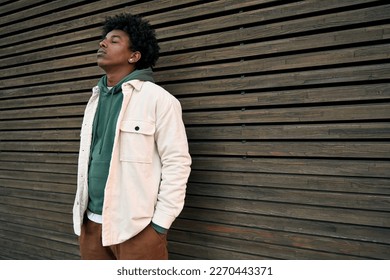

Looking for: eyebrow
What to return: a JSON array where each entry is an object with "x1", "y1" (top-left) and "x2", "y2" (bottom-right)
[{"x1": 105, "y1": 34, "x2": 123, "y2": 40}]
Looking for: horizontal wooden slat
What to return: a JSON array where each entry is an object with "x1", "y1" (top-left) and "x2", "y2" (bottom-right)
[
  {"x1": 0, "y1": 196, "x2": 72, "y2": 213},
  {"x1": 184, "y1": 194, "x2": 390, "y2": 227},
  {"x1": 3, "y1": 24, "x2": 390, "y2": 86},
  {"x1": 0, "y1": 117, "x2": 82, "y2": 130},
  {"x1": 158, "y1": 24, "x2": 390, "y2": 68},
  {"x1": 1, "y1": 102, "x2": 389, "y2": 126},
  {"x1": 0, "y1": 129, "x2": 80, "y2": 141},
  {"x1": 0, "y1": 246, "x2": 45, "y2": 260},
  {"x1": 0, "y1": 186, "x2": 74, "y2": 204},
  {"x1": 0, "y1": 239, "x2": 76, "y2": 259},
  {"x1": 0, "y1": 66, "x2": 389, "y2": 109},
  {"x1": 0, "y1": 93, "x2": 90, "y2": 110},
  {"x1": 0, "y1": 0, "x2": 47, "y2": 17},
  {"x1": 0, "y1": 66, "x2": 102, "y2": 88},
  {"x1": 156, "y1": 43, "x2": 390, "y2": 82},
  {"x1": 0, "y1": 0, "x2": 113, "y2": 29},
  {"x1": 0, "y1": 26, "x2": 101, "y2": 59},
  {"x1": 0, "y1": 170, "x2": 75, "y2": 185},
  {"x1": 0, "y1": 160, "x2": 77, "y2": 174},
  {"x1": 4, "y1": 42, "x2": 389, "y2": 83},
  {"x1": 0, "y1": 0, "x2": 85, "y2": 26},
  {"x1": 157, "y1": 0, "x2": 378, "y2": 40},
  {"x1": 1, "y1": 62, "x2": 389, "y2": 100},
  {"x1": 160, "y1": 4, "x2": 390, "y2": 52},
  {"x1": 0, "y1": 152, "x2": 77, "y2": 164},
  {"x1": 192, "y1": 157, "x2": 390, "y2": 178},
  {"x1": 0, "y1": 54, "x2": 98, "y2": 79},
  {"x1": 0, "y1": 0, "x2": 117, "y2": 37},
  {"x1": 0, "y1": 41, "x2": 98, "y2": 70},
  {"x1": 0, "y1": 0, "x2": 200, "y2": 48},
  {"x1": 147, "y1": 0, "x2": 279, "y2": 28},
  {"x1": 180, "y1": 207, "x2": 390, "y2": 244},
  {"x1": 169, "y1": 229, "x2": 365, "y2": 260},
  {"x1": 186, "y1": 122, "x2": 390, "y2": 140},
  {"x1": 189, "y1": 141, "x2": 390, "y2": 158},
  {"x1": 0, "y1": 203, "x2": 72, "y2": 224},
  {"x1": 169, "y1": 238, "x2": 269, "y2": 259},
  {"x1": 0, "y1": 178, "x2": 75, "y2": 194},
  {"x1": 0, "y1": 105, "x2": 86, "y2": 120},
  {"x1": 0, "y1": 228, "x2": 78, "y2": 259},
  {"x1": 174, "y1": 218, "x2": 390, "y2": 259},
  {"x1": 0, "y1": 221, "x2": 78, "y2": 248},
  {"x1": 165, "y1": 64, "x2": 390, "y2": 96},
  {"x1": 5, "y1": 98, "x2": 389, "y2": 124},
  {"x1": 189, "y1": 170, "x2": 390, "y2": 195},
  {"x1": 2, "y1": 139, "x2": 390, "y2": 159},
  {"x1": 0, "y1": 80, "x2": 94, "y2": 100},
  {"x1": 184, "y1": 103, "x2": 390, "y2": 125},
  {"x1": 186, "y1": 182, "x2": 390, "y2": 211},
  {"x1": 0, "y1": 212, "x2": 74, "y2": 234},
  {"x1": 1, "y1": 123, "x2": 390, "y2": 141},
  {"x1": 180, "y1": 84, "x2": 390, "y2": 110}
]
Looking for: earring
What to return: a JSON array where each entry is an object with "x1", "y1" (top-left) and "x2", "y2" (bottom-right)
[{"x1": 129, "y1": 59, "x2": 133, "y2": 63}]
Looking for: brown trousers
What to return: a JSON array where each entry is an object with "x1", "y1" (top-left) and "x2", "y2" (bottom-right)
[{"x1": 79, "y1": 219, "x2": 168, "y2": 260}]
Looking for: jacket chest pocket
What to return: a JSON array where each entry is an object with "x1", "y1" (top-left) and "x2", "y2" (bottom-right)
[{"x1": 119, "y1": 120, "x2": 156, "y2": 163}]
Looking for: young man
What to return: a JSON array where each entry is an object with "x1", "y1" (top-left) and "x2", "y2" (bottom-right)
[{"x1": 72, "y1": 13, "x2": 191, "y2": 260}]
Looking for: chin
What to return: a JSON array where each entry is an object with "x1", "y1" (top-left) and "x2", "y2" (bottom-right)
[{"x1": 97, "y1": 61, "x2": 108, "y2": 68}]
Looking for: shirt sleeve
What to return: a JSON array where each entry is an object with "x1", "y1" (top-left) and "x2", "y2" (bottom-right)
[{"x1": 152, "y1": 94, "x2": 192, "y2": 230}]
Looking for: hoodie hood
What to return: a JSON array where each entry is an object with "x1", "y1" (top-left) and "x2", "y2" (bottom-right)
[{"x1": 97, "y1": 67, "x2": 155, "y2": 96}]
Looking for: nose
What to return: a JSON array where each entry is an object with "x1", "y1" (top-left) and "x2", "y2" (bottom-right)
[{"x1": 99, "y1": 39, "x2": 107, "y2": 48}]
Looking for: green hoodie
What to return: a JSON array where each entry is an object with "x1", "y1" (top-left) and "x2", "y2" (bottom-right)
[{"x1": 88, "y1": 68, "x2": 155, "y2": 215}]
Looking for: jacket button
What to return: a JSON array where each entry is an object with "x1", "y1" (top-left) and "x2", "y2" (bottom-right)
[{"x1": 135, "y1": 126, "x2": 140, "y2": 131}]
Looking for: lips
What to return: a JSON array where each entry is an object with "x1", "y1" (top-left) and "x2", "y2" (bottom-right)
[{"x1": 97, "y1": 49, "x2": 106, "y2": 56}]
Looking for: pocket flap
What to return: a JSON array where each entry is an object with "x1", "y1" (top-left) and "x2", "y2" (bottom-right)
[{"x1": 120, "y1": 120, "x2": 155, "y2": 135}]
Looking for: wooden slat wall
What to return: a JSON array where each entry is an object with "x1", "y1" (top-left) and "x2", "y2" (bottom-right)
[{"x1": 0, "y1": 0, "x2": 389, "y2": 259}]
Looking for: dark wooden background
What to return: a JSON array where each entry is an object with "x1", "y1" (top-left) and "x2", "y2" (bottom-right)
[{"x1": 0, "y1": 0, "x2": 389, "y2": 259}]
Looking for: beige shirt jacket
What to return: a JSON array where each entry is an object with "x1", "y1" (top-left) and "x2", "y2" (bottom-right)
[{"x1": 73, "y1": 80, "x2": 191, "y2": 246}]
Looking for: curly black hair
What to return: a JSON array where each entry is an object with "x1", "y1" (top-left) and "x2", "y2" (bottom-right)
[{"x1": 102, "y1": 13, "x2": 160, "y2": 69}]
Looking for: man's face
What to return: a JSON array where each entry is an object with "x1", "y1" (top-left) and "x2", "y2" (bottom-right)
[{"x1": 97, "y1": 29, "x2": 133, "y2": 69}]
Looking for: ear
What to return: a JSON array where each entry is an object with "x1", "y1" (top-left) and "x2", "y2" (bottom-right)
[{"x1": 128, "y1": 51, "x2": 141, "y2": 64}]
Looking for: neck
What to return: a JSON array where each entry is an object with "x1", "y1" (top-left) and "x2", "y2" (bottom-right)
[{"x1": 104, "y1": 66, "x2": 135, "y2": 87}]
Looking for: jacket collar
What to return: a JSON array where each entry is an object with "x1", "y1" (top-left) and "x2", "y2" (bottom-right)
[
  {"x1": 92, "y1": 80, "x2": 144, "y2": 95},
  {"x1": 122, "y1": 80, "x2": 144, "y2": 91}
]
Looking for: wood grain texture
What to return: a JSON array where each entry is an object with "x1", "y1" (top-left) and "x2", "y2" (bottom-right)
[{"x1": 0, "y1": 0, "x2": 389, "y2": 260}]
